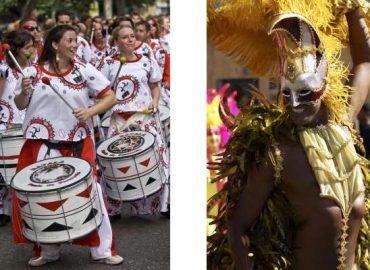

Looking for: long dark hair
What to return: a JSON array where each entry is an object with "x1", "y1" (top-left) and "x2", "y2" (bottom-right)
[
  {"x1": 38, "y1": 24, "x2": 76, "y2": 74},
  {"x1": 4, "y1": 30, "x2": 35, "y2": 69}
]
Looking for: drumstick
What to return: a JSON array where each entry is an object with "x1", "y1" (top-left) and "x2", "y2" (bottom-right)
[
  {"x1": 112, "y1": 56, "x2": 127, "y2": 90},
  {"x1": 41, "y1": 77, "x2": 75, "y2": 111},
  {"x1": 105, "y1": 26, "x2": 109, "y2": 57},
  {"x1": 90, "y1": 28, "x2": 95, "y2": 44},
  {"x1": 2, "y1": 43, "x2": 26, "y2": 76}
]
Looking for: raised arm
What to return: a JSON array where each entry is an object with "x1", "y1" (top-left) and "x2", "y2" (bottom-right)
[
  {"x1": 346, "y1": 9, "x2": 370, "y2": 122},
  {"x1": 227, "y1": 154, "x2": 274, "y2": 270}
]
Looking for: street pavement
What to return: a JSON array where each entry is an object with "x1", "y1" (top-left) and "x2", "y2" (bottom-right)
[{"x1": 0, "y1": 213, "x2": 170, "y2": 269}]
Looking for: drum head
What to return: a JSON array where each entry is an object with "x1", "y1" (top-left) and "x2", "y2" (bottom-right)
[
  {"x1": 97, "y1": 131, "x2": 155, "y2": 159},
  {"x1": 12, "y1": 157, "x2": 92, "y2": 192},
  {"x1": 159, "y1": 105, "x2": 170, "y2": 122}
]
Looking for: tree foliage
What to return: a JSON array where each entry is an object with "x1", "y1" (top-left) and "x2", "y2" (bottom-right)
[{"x1": 0, "y1": 0, "x2": 158, "y2": 23}]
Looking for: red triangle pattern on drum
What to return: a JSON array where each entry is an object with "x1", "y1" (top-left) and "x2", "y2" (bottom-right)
[
  {"x1": 139, "y1": 158, "x2": 150, "y2": 167},
  {"x1": 77, "y1": 184, "x2": 93, "y2": 198},
  {"x1": 18, "y1": 199, "x2": 28, "y2": 208},
  {"x1": 37, "y1": 199, "x2": 67, "y2": 212},
  {"x1": 118, "y1": 166, "x2": 131, "y2": 174}
]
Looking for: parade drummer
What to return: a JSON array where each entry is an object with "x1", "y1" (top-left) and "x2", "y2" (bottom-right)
[
  {"x1": 207, "y1": 1, "x2": 370, "y2": 269},
  {"x1": 97, "y1": 25, "x2": 170, "y2": 217},
  {"x1": 0, "y1": 30, "x2": 36, "y2": 227},
  {"x1": 13, "y1": 24, "x2": 123, "y2": 267}
]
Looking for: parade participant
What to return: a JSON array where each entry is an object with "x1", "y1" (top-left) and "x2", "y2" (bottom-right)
[
  {"x1": 88, "y1": 21, "x2": 110, "y2": 60},
  {"x1": 158, "y1": 16, "x2": 170, "y2": 54},
  {"x1": 98, "y1": 25, "x2": 170, "y2": 217},
  {"x1": 20, "y1": 19, "x2": 43, "y2": 58},
  {"x1": 135, "y1": 20, "x2": 170, "y2": 91},
  {"x1": 12, "y1": 24, "x2": 123, "y2": 267},
  {"x1": 207, "y1": 1, "x2": 370, "y2": 269},
  {"x1": 146, "y1": 17, "x2": 160, "y2": 40},
  {"x1": 55, "y1": 9, "x2": 92, "y2": 64},
  {"x1": 0, "y1": 30, "x2": 36, "y2": 227}
]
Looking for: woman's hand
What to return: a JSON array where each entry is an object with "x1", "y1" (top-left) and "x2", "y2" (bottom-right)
[
  {"x1": 148, "y1": 99, "x2": 159, "y2": 111},
  {"x1": 73, "y1": 107, "x2": 93, "y2": 122},
  {"x1": 21, "y1": 77, "x2": 33, "y2": 96}
]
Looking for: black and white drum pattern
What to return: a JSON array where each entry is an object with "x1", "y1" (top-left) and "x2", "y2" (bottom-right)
[
  {"x1": 11, "y1": 157, "x2": 103, "y2": 243},
  {"x1": 97, "y1": 131, "x2": 164, "y2": 201},
  {"x1": 0, "y1": 127, "x2": 24, "y2": 185}
]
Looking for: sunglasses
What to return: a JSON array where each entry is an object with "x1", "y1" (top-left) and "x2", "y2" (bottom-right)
[
  {"x1": 149, "y1": 24, "x2": 157, "y2": 27},
  {"x1": 24, "y1": 26, "x2": 40, "y2": 32}
]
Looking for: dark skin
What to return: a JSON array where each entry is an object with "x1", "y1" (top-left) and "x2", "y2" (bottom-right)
[{"x1": 227, "y1": 9, "x2": 370, "y2": 270}]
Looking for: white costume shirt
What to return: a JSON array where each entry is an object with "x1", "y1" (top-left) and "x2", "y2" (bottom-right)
[
  {"x1": 149, "y1": 39, "x2": 166, "y2": 75},
  {"x1": 76, "y1": 36, "x2": 92, "y2": 63},
  {"x1": 17, "y1": 61, "x2": 110, "y2": 141},
  {"x1": 98, "y1": 54, "x2": 162, "y2": 113},
  {"x1": 0, "y1": 63, "x2": 26, "y2": 129}
]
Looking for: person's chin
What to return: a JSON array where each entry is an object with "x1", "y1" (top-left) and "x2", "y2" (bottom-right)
[{"x1": 289, "y1": 112, "x2": 315, "y2": 127}]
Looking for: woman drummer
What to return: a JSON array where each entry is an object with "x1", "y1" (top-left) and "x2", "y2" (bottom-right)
[
  {"x1": 13, "y1": 24, "x2": 123, "y2": 266},
  {"x1": 98, "y1": 25, "x2": 170, "y2": 217},
  {"x1": 0, "y1": 30, "x2": 36, "y2": 227}
]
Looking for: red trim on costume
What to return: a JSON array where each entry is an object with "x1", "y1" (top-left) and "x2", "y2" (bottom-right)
[
  {"x1": 40, "y1": 62, "x2": 74, "y2": 77},
  {"x1": 96, "y1": 85, "x2": 111, "y2": 98},
  {"x1": 93, "y1": 43, "x2": 106, "y2": 51},
  {"x1": 134, "y1": 41, "x2": 143, "y2": 50},
  {"x1": 0, "y1": 154, "x2": 19, "y2": 160},
  {"x1": 126, "y1": 54, "x2": 142, "y2": 63}
]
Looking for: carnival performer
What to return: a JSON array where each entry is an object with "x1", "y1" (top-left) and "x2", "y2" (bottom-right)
[
  {"x1": 20, "y1": 19, "x2": 43, "y2": 59},
  {"x1": 55, "y1": 10, "x2": 92, "y2": 64},
  {"x1": 0, "y1": 30, "x2": 36, "y2": 227},
  {"x1": 88, "y1": 21, "x2": 110, "y2": 63},
  {"x1": 207, "y1": 1, "x2": 370, "y2": 269},
  {"x1": 12, "y1": 24, "x2": 123, "y2": 267},
  {"x1": 135, "y1": 20, "x2": 170, "y2": 105},
  {"x1": 98, "y1": 25, "x2": 170, "y2": 218}
]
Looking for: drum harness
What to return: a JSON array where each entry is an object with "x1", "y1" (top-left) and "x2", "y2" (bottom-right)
[{"x1": 42, "y1": 140, "x2": 84, "y2": 158}]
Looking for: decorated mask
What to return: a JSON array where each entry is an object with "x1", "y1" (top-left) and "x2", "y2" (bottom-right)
[{"x1": 268, "y1": 14, "x2": 328, "y2": 108}]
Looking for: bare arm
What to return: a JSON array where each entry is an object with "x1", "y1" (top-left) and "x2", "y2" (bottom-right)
[
  {"x1": 227, "y1": 156, "x2": 275, "y2": 270},
  {"x1": 73, "y1": 89, "x2": 116, "y2": 122},
  {"x1": 149, "y1": 82, "x2": 160, "y2": 109},
  {"x1": 346, "y1": 9, "x2": 370, "y2": 122}
]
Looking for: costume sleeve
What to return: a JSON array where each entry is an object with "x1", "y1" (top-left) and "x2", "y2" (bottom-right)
[
  {"x1": 84, "y1": 63, "x2": 111, "y2": 98},
  {"x1": 148, "y1": 56, "x2": 162, "y2": 83}
]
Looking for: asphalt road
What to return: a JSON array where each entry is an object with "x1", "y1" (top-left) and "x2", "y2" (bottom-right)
[{"x1": 0, "y1": 213, "x2": 170, "y2": 269}]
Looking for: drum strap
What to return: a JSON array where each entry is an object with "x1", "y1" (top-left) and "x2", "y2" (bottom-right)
[{"x1": 42, "y1": 140, "x2": 84, "y2": 158}]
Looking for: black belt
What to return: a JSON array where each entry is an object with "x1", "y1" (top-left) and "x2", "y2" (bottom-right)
[{"x1": 42, "y1": 139, "x2": 84, "y2": 158}]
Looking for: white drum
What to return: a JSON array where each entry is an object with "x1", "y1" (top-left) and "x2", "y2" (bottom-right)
[
  {"x1": 159, "y1": 105, "x2": 170, "y2": 145},
  {"x1": 0, "y1": 126, "x2": 25, "y2": 185},
  {"x1": 11, "y1": 157, "x2": 103, "y2": 244},
  {"x1": 97, "y1": 131, "x2": 164, "y2": 201}
]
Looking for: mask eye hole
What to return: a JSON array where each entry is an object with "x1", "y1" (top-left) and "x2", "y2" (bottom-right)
[
  {"x1": 282, "y1": 89, "x2": 291, "y2": 97},
  {"x1": 299, "y1": 89, "x2": 312, "y2": 96}
]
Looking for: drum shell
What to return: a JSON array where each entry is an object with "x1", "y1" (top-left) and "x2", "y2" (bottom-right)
[
  {"x1": 159, "y1": 105, "x2": 170, "y2": 145},
  {"x1": 100, "y1": 116, "x2": 110, "y2": 140},
  {"x1": 98, "y1": 141, "x2": 163, "y2": 201},
  {"x1": 0, "y1": 132, "x2": 25, "y2": 185},
  {"x1": 14, "y1": 169, "x2": 103, "y2": 244}
]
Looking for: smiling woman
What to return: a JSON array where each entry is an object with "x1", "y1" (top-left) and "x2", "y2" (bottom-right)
[{"x1": 11, "y1": 24, "x2": 123, "y2": 267}]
